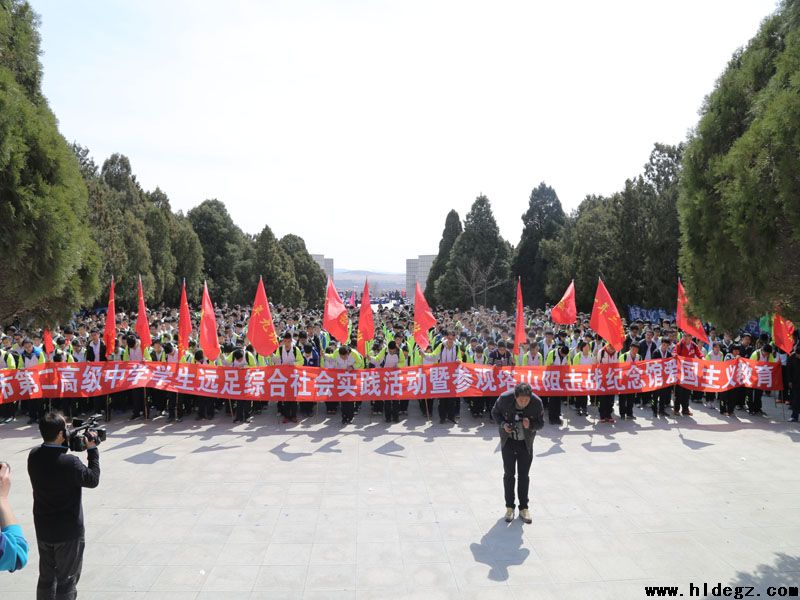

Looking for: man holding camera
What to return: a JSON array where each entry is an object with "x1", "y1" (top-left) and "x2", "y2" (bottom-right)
[
  {"x1": 491, "y1": 382, "x2": 544, "y2": 525},
  {"x1": 27, "y1": 412, "x2": 100, "y2": 600}
]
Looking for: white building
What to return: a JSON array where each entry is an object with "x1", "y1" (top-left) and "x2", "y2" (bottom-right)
[
  {"x1": 406, "y1": 254, "x2": 436, "y2": 301},
  {"x1": 311, "y1": 254, "x2": 335, "y2": 280}
]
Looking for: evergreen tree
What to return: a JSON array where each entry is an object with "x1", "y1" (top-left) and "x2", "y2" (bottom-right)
[
  {"x1": 187, "y1": 199, "x2": 250, "y2": 305},
  {"x1": 251, "y1": 226, "x2": 301, "y2": 306},
  {"x1": 168, "y1": 214, "x2": 204, "y2": 305},
  {"x1": 279, "y1": 234, "x2": 326, "y2": 308},
  {"x1": 425, "y1": 210, "x2": 462, "y2": 307},
  {"x1": 680, "y1": 1, "x2": 800, "y2": 326},
  {"x1": 436, "y1": 196, "x2": 512, "y2": 309},
  {"x1": 512, "y1": 183, "x2": 565, "y2": 308},
  {"x1": 0, "y1": 1, "x2": 100, "y2": 324}
]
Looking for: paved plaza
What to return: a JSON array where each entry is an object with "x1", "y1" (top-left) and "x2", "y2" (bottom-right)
[{"x1": 1, "y1": 396, "x2": 799, "y2": 599}]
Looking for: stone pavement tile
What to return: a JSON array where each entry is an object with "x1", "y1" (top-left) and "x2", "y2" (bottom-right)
[
  {"x1": 398, "y1": 522, "x2": 442, "y2": 542},
  {"x1": 196, "y1": 593, "x2": 252, "y2": 600},
  {"x1": 310, "y1": 541, "x2": 357, "y2": 565},
  {"x1": 218, "y1": 542, "x2": 270, "y2": 566},
  {"x1": 356, "y1": 542, "x2": 404, "y2": 566},
  {"x1": 150, "y1": 565, "x2": 211, "y2": 592},
  {"x1": 355, "y1": 588, "x2": 408, "y2": 600},
  {"x1": 302, "y1": 591, "x2": 356, "y2": 600},
  {"x1": 404, "y1": 562, "x2": 458, "y2": 589},
  {"x1": 304, "y1": 564, "x2": 356, "y2": 590},
  {"x1": 200, "y1": 564, "x2": 259, "y2": 592},
  {"x1": 400, "y1": 540, "x2": 449, "y2": 563},
  {"x1": 228, "y1": 524, "x2": 274, "y2": 544},
  {"x1": 263, "y1": 543, "x2": 313, "y2": 566},
  {"x1": 355, "y1": 564, "x2": 406, "y2": 589},
  {"x1": 402, "y1": 589, "x2": 462, "y2": 600},
  {"x1": 312, "y1": 520, "x2": 358, "y2": 543},
  {"x1": 78, "y1": 564, "x2": 164, "y2": 592},
  {"x1": 82, "y1": 541, "x2": 134, "y2": 566},
  {"x1": 249, "y1": 592, "x2": 303, "y2": 600},
  {"x1": 251, "y1": 565, "x2": 307, "y2": 591},
  {"x1": 586, "y1": 552, "x2": 651, "y2": 581},
  {"x1": 272, "y1": 519, "x2": 317, "y2": 542}
]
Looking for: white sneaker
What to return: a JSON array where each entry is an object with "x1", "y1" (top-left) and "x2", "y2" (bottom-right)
[
  {"x1": 519, "y1": 508, "x2": 532, "y2": 524},
  {"x1": 504, "y1": 508, "x2": 514, "y2": 522}
]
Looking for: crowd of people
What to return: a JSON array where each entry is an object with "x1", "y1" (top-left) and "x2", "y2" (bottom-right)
[{"x1": 1, "y1": 298, "x2": 799, "y2": 427}]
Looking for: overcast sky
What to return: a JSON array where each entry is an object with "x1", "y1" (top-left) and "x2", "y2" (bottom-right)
[{"x1": 34, "y1": 0, "x2": 778, "y2": 272}]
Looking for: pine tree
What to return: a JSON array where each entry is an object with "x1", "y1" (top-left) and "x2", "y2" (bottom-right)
[
  {"x1": 679, "y1": 0, "x2": 800, "y2": 327},
  {"x1": 436, "y1": 196, "x2": 512, "y2": 309},
  {"x1": 425, "y1": 210, "x2": 462, "y2": 306},
  {"x1": 0, "y1": 1, "x2": 100, "y2": 324},
  {"x1": 512, "y1": 183, "x2": 565, "y2": 308}
]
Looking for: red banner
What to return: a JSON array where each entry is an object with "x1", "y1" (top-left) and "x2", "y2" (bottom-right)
[{"x1": 0, "y1": 358, "x2": 782, "y2": 404}]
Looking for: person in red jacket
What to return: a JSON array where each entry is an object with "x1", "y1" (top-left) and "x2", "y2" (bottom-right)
[{"x1": 673, "y1": 336, "x2": 704, "y2": 416}]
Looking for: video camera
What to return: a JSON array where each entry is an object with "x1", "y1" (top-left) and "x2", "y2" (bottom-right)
[{"x1": 67, "y1": 415, "x2": 107, "y2": 452}]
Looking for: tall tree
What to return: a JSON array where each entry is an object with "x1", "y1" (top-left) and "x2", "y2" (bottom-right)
[
  {"x1": 251, "y1": 226, "x2": 301, "y2": 306},
  {"x1": 425, "y1": 210, "x2": 462, "y2": 307},
  {"x1": 435, "y1": 196, "x2": 512, "y2": 309},
  {"x1": 187, "y1": 199, "x2": 251, "y2": 305},
  {"x1": 512, "y1": 182, "x2": 565, "y2": 308},
  {"x1": 279, "y1": 234, "x2": 326, "y2": 307},
  {"x1": 168, "y1": 214, "x2": 204, "y2": 305},
  {"x1": 0, "y1": 1, "x2": 100, "y2": 324},
  {"x1": 679, "y1": 1, "x2": 800, "y2": 327}
]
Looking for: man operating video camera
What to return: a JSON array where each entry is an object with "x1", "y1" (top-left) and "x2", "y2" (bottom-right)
[{"x1": 27, "y1": 411, "x2": 101, "y2": 600}]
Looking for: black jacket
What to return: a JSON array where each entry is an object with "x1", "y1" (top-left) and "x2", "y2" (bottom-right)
[
  {"x1": 491, "y1": 390, "x2": 544, "y2": 454},
  {"x1": 85, "y1": 341, "x2": 107, "y2": 362},
  {"x1": 639, "y1": 340, "x2": 657, "y2": 360},
  {"x1": 27, "y1": 445, "x2": 100, "y2": 542}
]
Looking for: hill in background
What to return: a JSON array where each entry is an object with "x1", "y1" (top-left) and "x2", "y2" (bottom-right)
[{"x1": 334, "y1": 269, "x2": 405, "y2": 293}]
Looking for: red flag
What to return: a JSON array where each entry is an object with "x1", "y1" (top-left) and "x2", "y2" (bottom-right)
[
  {"x1": 43, "y1": 329, "x2": 54, "y2": 356},
  {"x1": 590, "y1": 278, "x2": 625, "y2": 352},
  {"x1": 323, "y1": 278, "x2": 349, "y2": 343},
  {"x1": 677, "y1": 279, "x2": 709, "y2": 344},
  {"x1": 178, "y1": 278, "x2": 192, "y2": 358},
  {"x1": 248, "y1": 276, "x2": 279, "y2": 357},
  {"x1": 103, "y1": 277, "x2": 116, "y2": 359},
  {"x1": 357, "y1": 280, "x2": 374, "y2": 355},
  {"x1": 551, "y1": 280, "x2": 577, "y2": 325},
  {"x1": 413, "y1": 282, "x2": 436, "y2": 350},
  {"x1": 348, "y1": 290, "x2": 356, "y2": 308},
  {"x1": 135, "y1": 275, "x2": 152, "y2": 349},
  {"x1": 773, "y1": 313, "x2": 796, "y2": 355},
  {"x1": 514, "y1": 278, "x2": 526, "y2": 356},
  {"x1": 199, "y1": 281, "x2": 220, "y2": 362}
]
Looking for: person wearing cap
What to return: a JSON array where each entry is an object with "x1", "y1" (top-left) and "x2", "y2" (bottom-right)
[
  {"x1": 273, "y1": 332, "x2": 304, "y2": 423},
  {"x1": 572, "y1": 341, "x2": 599, "y2": 422},
  {"x1": 748, "y1": 344, "x2": 775, "y2": 416}
]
